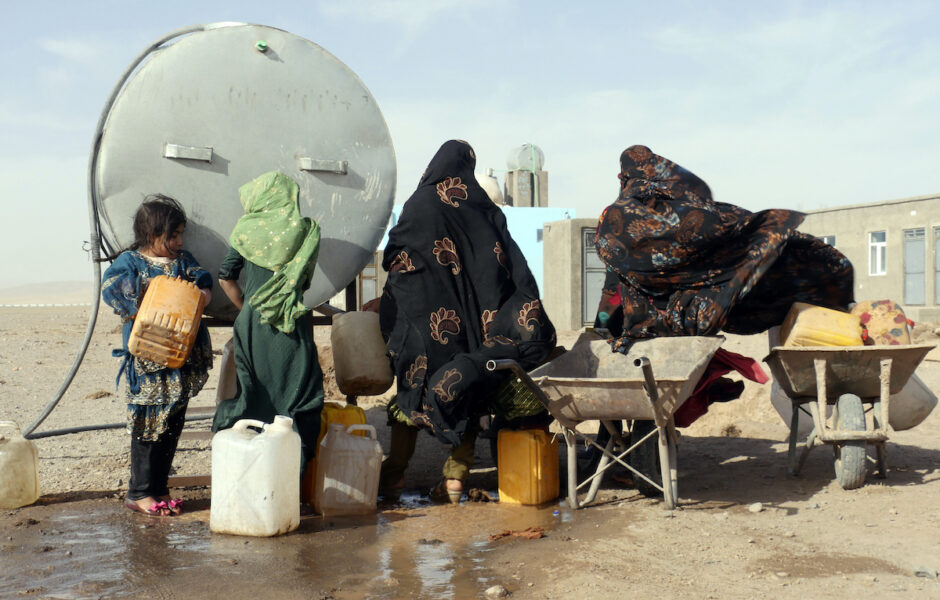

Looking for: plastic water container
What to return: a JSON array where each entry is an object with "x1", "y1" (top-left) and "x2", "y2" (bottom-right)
[
  {"x1": 128, "y1": 275, "x2": 206, "y2": 368},
  {"x1": 780, "y1": 302, "x2": 864, "y2": 347},
  {"x1": 888, "y1": 373, "x2": 937, "y2": 431},
  {"x1": 314, "y1": 424, "x2": 382, "y2": 516},
  {"x1": 0, "y1": 421, "x2": 40, "y2": 509},
  {"x1": 330, "y1": 311, "x2": 393, "y2": 395},
  {"x1": 497, "y1": 428, "x2": 559, "y2": 505},
  {"x1": 210, "y1": 416, "x2": 300, "y2": 536},
  {"x1": 850, "y1": 299, "x2": 912, "y2": 345},
  {"x1": 300, "y1": 402, "x2": 367, "y2": 504}
]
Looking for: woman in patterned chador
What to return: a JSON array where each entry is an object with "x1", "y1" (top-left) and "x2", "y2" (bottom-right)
[
  {"x1": 594, "y1": 144, "x2": 854, "y2": 345},
  {"x1": 370, "y1": 140, "x2": 556, "y2": 502},
  {"x1": 593, "y1": 145, "x2": 855, "y2": 428}
]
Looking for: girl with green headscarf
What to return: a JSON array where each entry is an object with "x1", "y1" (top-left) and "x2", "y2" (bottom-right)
[{"x1": 212, "y1": 171, "x2": 325, "y2": 479}]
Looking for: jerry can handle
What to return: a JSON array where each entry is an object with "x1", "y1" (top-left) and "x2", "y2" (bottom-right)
[
  {"x1": 232, "y1": 419, "x2": 267, "y2": 433},
  {"x1": 345, "y1": 424, "x2": 377, "y2": 439}
]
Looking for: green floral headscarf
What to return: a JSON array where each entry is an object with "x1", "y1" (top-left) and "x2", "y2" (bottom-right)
[{"x1": 230, "y1": 171, "x2": 321, "y2": 334}]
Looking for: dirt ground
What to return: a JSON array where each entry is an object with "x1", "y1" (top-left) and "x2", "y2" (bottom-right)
[{"x1": 2, "y1": 303, "x2": 940, "y2": 599}]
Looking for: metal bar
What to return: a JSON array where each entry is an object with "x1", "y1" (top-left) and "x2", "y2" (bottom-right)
[
  {"x1": 163, "y1": 142, "x2": 213, "y2": 162},
  {"x1": 817, "y1": 430, "x2": 888, "y2": 442},
  {"x1": 814, "y1": 358, "x2": 829, "y2": 435},
  {"x1": 570, "y1": 424, "x2": 663, "y2": 495},
  {"x1": 314, "y1": 303, "x2": 345, "y2": 317},
  {"x1": 298, "y1": 157, "x2": 348, "y2": 175},
  {"x1": 877, "y1": 358, "x2": 892, "y2": 438},
  {"x1": 787, "y1": 400, "x2": 802, "y2": 475},
  {"x1": 634, "y1": 357, "x2": 662, "y2": 427},
  {"x1": 796, "y1": 427, "x2": 817, "y2": 474},
  {"x1": 345, "y1": 280, "x2": 357, "y2": 311},
  {"x1": 580, "y1": 434, "x2": 614, "y2": 504},
  {"x1": 563, "y1": 428, "x2": 579, "y2": 509}
]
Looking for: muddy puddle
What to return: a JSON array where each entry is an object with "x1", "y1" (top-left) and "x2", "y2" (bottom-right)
[{"x1": 1, "y1": 492, "x2": 576, "y2": 599}]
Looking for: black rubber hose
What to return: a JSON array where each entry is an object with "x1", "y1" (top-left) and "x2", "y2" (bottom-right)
[{"x1": 26, "y1": 414, "x2": 213, "y2": 440}]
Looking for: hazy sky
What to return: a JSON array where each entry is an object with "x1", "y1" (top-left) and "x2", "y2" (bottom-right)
[{"x1": 2, "y1": 0, "x2": 939, "y2": 286}]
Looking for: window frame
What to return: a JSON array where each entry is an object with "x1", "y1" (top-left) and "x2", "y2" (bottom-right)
[{"x1": 868, "y1": 230, "x2": 887, "y2": 276}]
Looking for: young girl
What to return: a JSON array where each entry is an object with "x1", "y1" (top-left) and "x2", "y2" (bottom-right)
[{"x1": 101, "y1": 194, "x2": 213, "y2": 516}]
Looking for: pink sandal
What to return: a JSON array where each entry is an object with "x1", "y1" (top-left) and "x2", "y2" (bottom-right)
[
  {"x1": 166, "y1": 498, "x2": 184, "y2": 515},
  {"x1": 124, "y1": 498, "x2": 170, "y2": 517}
]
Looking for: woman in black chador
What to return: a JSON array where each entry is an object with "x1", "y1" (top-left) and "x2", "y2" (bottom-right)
[{"x1": 372, "y1": 140, "x2": 556, "y2": 502}]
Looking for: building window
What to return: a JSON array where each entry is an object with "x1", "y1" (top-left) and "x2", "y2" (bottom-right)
[
  {"x1": 935, "y1": 227, "x2": 940, "y2": 304},
  {"x1": 869, "y1": 231, "x2": 886, "y2": 276},
  {"x1": 819, "y1": 235, "x2": 836, "y2": 246},
  {"x1": 582, "y1": 228, "x2": 605, "y2": 325},
  {"x1": 904, "y1": 228, "x2": 926, "y2": 305},
  {"x1": 357, "y1": 252, "x2": 380, "y2": 308}
]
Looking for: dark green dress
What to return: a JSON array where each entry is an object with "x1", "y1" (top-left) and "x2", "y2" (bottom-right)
[{"x1": 212, "y1": 246, "x2": 325, "y2": 468}]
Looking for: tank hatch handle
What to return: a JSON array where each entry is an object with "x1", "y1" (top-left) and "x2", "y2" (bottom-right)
[
  {"x1": 163, "y1": 143, "x2": 213, "y2": 162},
  {"x1": 299, "y1": 157, "x2": 348, "y2": 175}
]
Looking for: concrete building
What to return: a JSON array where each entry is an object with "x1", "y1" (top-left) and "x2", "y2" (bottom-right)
[{"x1": 801, "y1": 193, "x2": 940, "y2": 321}]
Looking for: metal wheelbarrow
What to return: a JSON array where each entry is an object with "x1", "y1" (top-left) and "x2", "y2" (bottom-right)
[
  {"x1": 764, "y1": 344, "x2": 934, "y2": 490},
  {"x1": 487, "y1": 335, "x2": 723, "y2": 509}
]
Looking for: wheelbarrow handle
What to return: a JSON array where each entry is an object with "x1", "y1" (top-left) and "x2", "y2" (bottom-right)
[{"x1": 633, "y1": 357, "x2": 660, "y2": 405}]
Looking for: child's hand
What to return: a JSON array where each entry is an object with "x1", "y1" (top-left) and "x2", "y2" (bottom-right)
[{"x1": 362, "y1": 298, "x2": 381, "y2": 313}]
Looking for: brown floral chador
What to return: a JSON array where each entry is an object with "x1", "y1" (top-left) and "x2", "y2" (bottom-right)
[
  {"x1": 380, "y1": 140, "x2": 556, "y2": 446},
  {"x1": 594, "y1": 145, "x2": 854, "y2": 343}
]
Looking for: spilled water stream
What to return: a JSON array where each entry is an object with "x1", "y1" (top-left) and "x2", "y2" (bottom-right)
[{"x1": 1, "y1": 492, "x2": 574, "y2": 599}]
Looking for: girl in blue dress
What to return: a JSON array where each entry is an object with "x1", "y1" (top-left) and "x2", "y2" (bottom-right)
[{"x1": 101, "y1": 195, "x2": 213, "y2": 516}]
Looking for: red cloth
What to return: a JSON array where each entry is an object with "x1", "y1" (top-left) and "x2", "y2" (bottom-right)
[{"x1": 673, "y1": 347, "x2": 769, "y2": 427}]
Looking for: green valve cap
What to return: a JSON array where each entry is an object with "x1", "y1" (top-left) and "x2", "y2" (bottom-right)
[{"x1": 255, "y1": 40, "x2": 269, "y2": 52}]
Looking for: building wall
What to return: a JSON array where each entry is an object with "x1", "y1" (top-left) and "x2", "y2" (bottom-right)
[
  {"x1": 800, "y1": 194, "x2": 940, "y2": 321},
  {"x1": 542, "y1": 218, "x2": 597, "y2": 331}
]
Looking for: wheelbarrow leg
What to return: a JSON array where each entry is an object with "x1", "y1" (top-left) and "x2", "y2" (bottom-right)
[
  {"x1": 872, "y1": 401, "x2": 888, "y2": 478},
  {"x1": 787, "y1": 400, "x2": 802, "y2": 476},
  {"x1": 581, "y1": 429, "x2": 616, "y2": 505},
  {"x1": 563, "y1": 428, "x2": 580, "y2": 509},
  {"x1": 796, "y1": 427, "x2": 817, "y2": 475},
  {"x1": 658, "y1": 418, "x2": 678, "y2": 510}
]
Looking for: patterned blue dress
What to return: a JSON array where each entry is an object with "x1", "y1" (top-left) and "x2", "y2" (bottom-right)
[{"x1": 101, "y1": 250, "x2": 213, "y2": 441}]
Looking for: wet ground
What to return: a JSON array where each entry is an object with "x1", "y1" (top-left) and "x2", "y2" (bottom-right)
[{"x1": 1, "y1": 489, "x2": 573, "y2": 599}]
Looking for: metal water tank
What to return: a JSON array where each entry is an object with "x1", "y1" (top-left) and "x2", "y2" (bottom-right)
[
  {"x1": 506, "y1": 143, "x2": 544, "y2": 172},
  {"x1": 91, "y1": 23, "x2": 396, "y2": 320},
  {"x1": 476, "y1": 169, "x2": 503, "y2": 205}
]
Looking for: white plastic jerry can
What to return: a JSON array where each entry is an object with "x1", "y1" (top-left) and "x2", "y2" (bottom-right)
[
  {"x1": 210, "y1": 416, "x2": 301, "y2": 536},
  {"x1": 0, "y1": 421, "x2": 40, "y2": 509},
  {"x1": 314, "y1": 424, "x2": 383, "y2": 516}
]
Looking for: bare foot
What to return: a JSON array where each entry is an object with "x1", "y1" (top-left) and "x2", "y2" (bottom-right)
[{"x1": 159, "y1": 495, "x2": 183, "y2": 515}]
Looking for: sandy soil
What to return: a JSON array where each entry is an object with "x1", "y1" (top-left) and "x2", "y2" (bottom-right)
[{"x1": 2, "y1": 305, "x2": 940, "y2": 598}]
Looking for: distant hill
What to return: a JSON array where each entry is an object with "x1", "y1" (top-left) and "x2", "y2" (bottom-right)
[{"x1": 0, "y1": 281, "x2": 95, "y2": 305}]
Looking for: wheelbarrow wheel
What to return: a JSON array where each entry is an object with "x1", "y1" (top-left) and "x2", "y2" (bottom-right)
[
  {"x1": 833, "y1": 393, "x2": 867, "y2": 490},
  {"x1": 630, "y1": 420, "x2": 662, "y2": 498}
]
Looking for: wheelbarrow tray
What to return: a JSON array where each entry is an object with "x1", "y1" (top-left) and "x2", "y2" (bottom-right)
[
  {"x1": 764, "y1": 344, "x2": 933, "y2": 400},
  {"x1": 528, "y1": 336, "x2": 724, "y2": 422}
]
